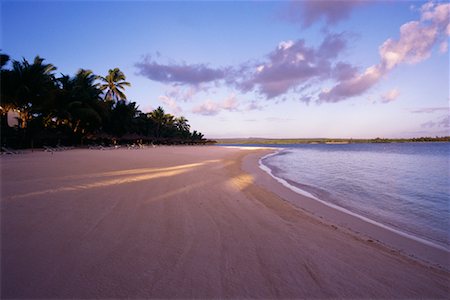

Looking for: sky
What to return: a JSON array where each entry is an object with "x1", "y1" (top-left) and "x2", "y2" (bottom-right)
[{"x1": 1, "y1": 0, "x2": 449, "y2": 139}]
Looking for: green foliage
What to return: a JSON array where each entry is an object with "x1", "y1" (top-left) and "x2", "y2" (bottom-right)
[
  {"x1": 98, "y1": 68, "x2": 131, "y2": 102},
  {"x1": 0, "y1": 53, "x2": 209, "y2": 148}
]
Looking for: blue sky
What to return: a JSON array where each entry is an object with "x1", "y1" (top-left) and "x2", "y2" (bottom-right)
[{"x1": 2, "y1": 0, "x2": 449, "y2": 138}]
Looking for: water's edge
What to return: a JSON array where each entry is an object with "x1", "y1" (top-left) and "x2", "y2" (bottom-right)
[{"x1": 258, "y1": 149, "x2": 449, "y2": 253}]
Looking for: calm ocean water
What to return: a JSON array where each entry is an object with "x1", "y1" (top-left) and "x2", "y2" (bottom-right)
[{"x1": 249, "y1": 143, "x2": 449, "y2": 248}]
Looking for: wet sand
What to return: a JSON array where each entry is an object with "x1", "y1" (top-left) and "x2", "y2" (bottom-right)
[{"x1": 1, "y1": 146, "x2": 449, "y2": 298}]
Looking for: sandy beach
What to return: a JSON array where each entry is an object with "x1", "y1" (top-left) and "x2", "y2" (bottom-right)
[{"x1": 1, "y1": 146, "x2": 449, "y2": 298}]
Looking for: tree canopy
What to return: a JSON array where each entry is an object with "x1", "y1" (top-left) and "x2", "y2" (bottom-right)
[{"x1": 0, "y1": 53, "x2": 212, "y2": 148}]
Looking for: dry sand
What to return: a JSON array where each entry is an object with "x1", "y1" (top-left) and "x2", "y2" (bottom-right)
[{"x1": 1, "y1": 146, "x2": 449, "y2": 298}]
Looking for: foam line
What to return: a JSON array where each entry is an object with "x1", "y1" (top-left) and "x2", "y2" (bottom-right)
[{"x1": 258, "y1": 150, "x2": 450, "y2": 253}]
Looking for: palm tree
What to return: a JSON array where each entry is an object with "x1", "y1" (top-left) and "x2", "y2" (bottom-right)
[
  {"x1": 174, "y1": 116, "x2": 191, "y2": 139},
  {"x1": 191, "y1": 130, "x2": 204, "y2": 141},
  {"x1": 0, "y1": 53, "x2": 10, "y2": 69},
  {"x1": 65, "y1": 69, "x2": 103, "y2": 135},
  {"x1": 106, "y1": 101, "x2": 139, "y2": 137},
  {"x1": 149, "y1": 106, "x2": 174, "y2": 138},
  {"x1": 2, "y1": 56, "x2": 57, "y2": 129},
  {"x1": 174, "y1": 116, "x2": 190, "y2": 132},
  {"x1": 98, "y1": 68, "x2": 130, "y2": 102}
]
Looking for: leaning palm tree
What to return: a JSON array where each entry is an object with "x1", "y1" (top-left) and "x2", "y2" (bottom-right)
[{"x1": 98, "y1": 68, "x2": 130, "y2": 102}]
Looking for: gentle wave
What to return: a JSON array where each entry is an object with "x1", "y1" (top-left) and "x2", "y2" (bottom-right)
[{"x1": 258, "y1": 147, "x2": 450, "y2": 253}]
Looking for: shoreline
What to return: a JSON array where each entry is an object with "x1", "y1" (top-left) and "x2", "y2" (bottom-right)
[
  {"x1": 1, "y1": 146, "x2": 449, "y2": 298},
  {"x1": 242, "y1": 148, "x2": 450, "y2": 271}
]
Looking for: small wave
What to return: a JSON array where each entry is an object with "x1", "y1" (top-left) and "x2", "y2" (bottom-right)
[
  {"x1": 259, "y1": 150, "x2": 319, "y2": 201},
  {"x1": 258, "y1": 151, "x2": 450, "y2": 253}
]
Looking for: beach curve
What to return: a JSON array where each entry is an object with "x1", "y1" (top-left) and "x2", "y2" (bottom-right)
[{"x1": 1, "y1": 146, "x2": 449, "y2": 298}]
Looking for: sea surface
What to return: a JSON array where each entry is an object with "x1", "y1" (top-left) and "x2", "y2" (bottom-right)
[{"x1": 231, "y1": 143, "x2": 450, "y2": 249}]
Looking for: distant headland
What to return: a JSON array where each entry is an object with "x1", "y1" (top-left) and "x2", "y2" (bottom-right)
[{"x1": 216, "y1": 136, "x2": 450, "y2": 145}]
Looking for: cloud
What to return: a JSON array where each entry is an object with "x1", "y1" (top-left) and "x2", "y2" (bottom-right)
[
  {"x1": 165, "y1": 85, "x2": 203, "y2": 102},
  {"x1": 421, "y1": 115, "x2": 450, "y2": 128},
  {"x1": 238, "y1": 33, "x2": 351, "y2": 99},
  {"x1": 192, "y1": 100, "x2": 221, "y2": 116},
  {"x1": 319, "y1": 65, "x2": 383, "y2": 102},
  {"x1": 379, "y1": 21, "x2": 439, "y2": 70},
  {"x1": 380, "y1": 88, "x2": 400, "y2": 103},
  {"x1": 245, "y1": 100, "x2": 264, "y2": 111},
  {"x1": 283, "y1": 0, "x2": 364, "y2": 28},
  {"x1": 332, "y1": 62, "x2": 359, "y2": 81},
  {"x1": 320, "y1": 2, "x2": 450, "y2": 103},
  {"x1": 221, "y1": 94, "x2": 239, "y2": 111},
  {"x1": 138, "y1": 34, "x2": 353, "y2": 103},
  {"x1": 439, "y1": 41, "x2": 448, "y2": 53},
  {"x1": 135, "y1": 56, "x2": 226, "y2": 85},
  {"x1": 158, "y1": 96, "x2": 182, "y2": 115},
  {"x1": 140, "y1": 103, "x2": 154, "y2": 114},
  {"x1": 136, "y1": 2, "x2": 448, "y2": 108},
  {"x1": 411, "y1": 107, "x2": 449, "y2": 113},
  {"x1": 192, "y1": 94, "x2": 240, "y2": 116}
]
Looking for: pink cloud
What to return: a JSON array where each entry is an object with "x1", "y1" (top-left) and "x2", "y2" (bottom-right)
[
  {"x1": 320, "y1": 2, "x2": 449, "y2": 103},
  {"x1": 319, "y1": 65, "x2": 383, "y2": 102},
  {"x1": 239, "y1": 33, "x2": 350, "y2": 99},
  {"x1": 379, "y1": 21, "x2": 439, "y2": 70},
  {"x1": 158, "y1": 96, "x2": 182, "y2": 115},
  {"x1": 192, "y1": 100, "x2": 221, "y2": 116},
  {"x1": 165, "y1": 85, "x2": 204, "y2": 102},
  {"x1": 192, "y1": 94, "x2": 240, "y2": 116},
  {"x1": 221, "y1": 94, "x2": 239, "y2": 111},
  {"x1": 140, "y1": 103, "x2": 154, "y2": 114},
  {"x1": 380, "y1": 88, "x2": 400, "y2": 103},
  {"x1": 136, "y1": 2, "x2": 448, "y2": 107}
]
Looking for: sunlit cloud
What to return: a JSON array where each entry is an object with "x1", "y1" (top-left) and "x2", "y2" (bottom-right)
[
  {"x1": 165, "y1": 85, "x2": 204, "y2": 102},
  {"x1": 159, "y1": 95, "x2": 182, "y2": 115},
  {"x1": 320, "y1": 2, "x2": 450, "y2": 103},
  {"x1": 192, "y1": 100, "x2": 223, "y2": 116},
  {"x1": 135, "y1": 1, "x2": 449, "y2": 109},
  {"x1": 221, "y1": 94, "x2": 239, "y2": 111},
  {"x1": 319, "y1": 65, "x2": 383, "y2": 103},
  {"x1": 380, "y1": 88, "x2": 400, "y2": 103},
  {"x1": 237, "y1": 33, "x2": 351, "y2": 99},
  {"x1": 192, "y1": 94, "x2": 240, "y2": 116}
]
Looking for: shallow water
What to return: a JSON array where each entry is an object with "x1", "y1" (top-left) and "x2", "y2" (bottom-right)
[{"x1": 258, "y1": 143, "x2": 450, "y2": 248}]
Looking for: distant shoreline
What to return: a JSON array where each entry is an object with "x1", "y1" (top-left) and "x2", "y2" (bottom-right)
[{"x1": 216, "y1": 136, "x2": 450, "y2": 145}]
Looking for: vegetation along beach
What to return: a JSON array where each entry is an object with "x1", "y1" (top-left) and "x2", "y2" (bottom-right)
[{"x1": 1, "y1": 0, "x2": 449, "y2": 298}]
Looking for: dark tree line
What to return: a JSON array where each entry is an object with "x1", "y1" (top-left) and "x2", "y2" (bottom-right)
[{"x1": 0, "y1": 53, "x2": 212, "y2": 148}]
